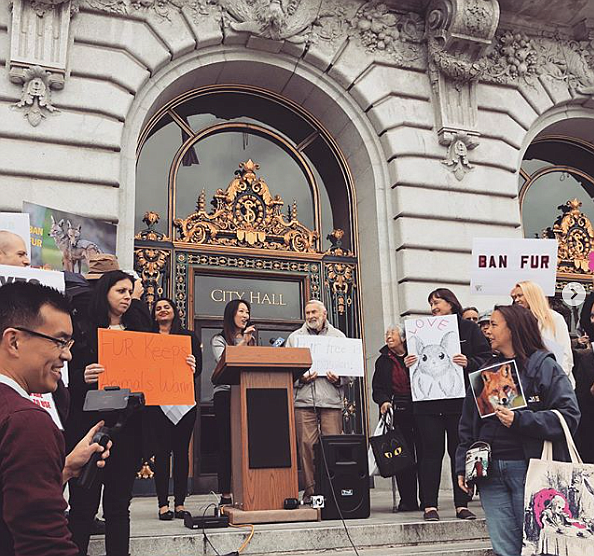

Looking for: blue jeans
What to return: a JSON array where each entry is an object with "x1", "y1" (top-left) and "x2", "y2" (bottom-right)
[{"x1": 478, "y1": 460, "x2": 528, "y2": 556}]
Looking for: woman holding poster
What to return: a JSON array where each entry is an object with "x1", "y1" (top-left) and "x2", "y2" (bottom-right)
[
  {"x1": 211, "y1": 299, "x2": 256, "y2": 506},
  {"x1": 66, "y1": 270, "x2": 152, "y2": 556},
  {"x1": 405, "y1": 288, "x2": 491, "y2": 522},
  {"x1": 148, "y1": 298, "x2": 201, "y2": 521},
  {"x1": 456, "y1": 304, "x2": 580, "y2": 556}
]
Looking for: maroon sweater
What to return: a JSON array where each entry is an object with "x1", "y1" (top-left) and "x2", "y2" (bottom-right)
[{"x1": 0, "y1": 384, "x2": 77, "y2": 556}]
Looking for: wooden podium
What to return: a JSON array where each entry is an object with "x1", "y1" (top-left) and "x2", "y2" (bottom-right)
[{"x1": 212, "y1": 346, "x2": 320, "y2": 524}]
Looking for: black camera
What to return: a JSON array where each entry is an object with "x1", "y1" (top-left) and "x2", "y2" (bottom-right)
[{"x1": 77, "y1": 386, "x2": 145, "y2": 489}]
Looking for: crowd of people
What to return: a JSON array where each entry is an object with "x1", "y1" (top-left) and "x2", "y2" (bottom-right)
[
  {"x1": 371, "y1": 283, "x2": 593, "y2": 556},
  {"x1": 1, "y1": 224, "x2": 593, "y2": 556}
]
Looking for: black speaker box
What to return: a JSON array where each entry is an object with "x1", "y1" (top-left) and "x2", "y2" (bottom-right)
[{"x1": 314, "y1": 434, "x2": 370, "y2": 520}]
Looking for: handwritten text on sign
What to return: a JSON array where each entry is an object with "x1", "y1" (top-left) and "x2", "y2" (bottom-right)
[
  {"x1": 293, "y1": 336, "x2": 364, "y2": 377},
  {"x1": 98, "y1": 329, "x2": 194, "y2": 406},
  {"x1": 470, "y1": 238, "x2": 558, "y2": 296}
]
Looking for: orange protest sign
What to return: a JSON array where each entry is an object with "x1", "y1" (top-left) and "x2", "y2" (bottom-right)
[{"x1": 98, "y1": 329, "x2": 194, "y2": 406}]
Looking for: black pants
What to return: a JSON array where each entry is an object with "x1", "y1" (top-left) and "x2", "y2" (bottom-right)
[
  {"x1": 213, "y1": 390, "x2": 231, "y2": 494},
  {"x1": 415, "y1": 412, "x2": 470, "y2": 509},
  {"x1": 68, "y1": 421, "x2": 141, "y2": 556},
  {"x1": 154, "y1": 406, "x2": 197, "y2": 507},
  {"x1": 392, "y1": 408, "x2": 421, "y2": 508}
]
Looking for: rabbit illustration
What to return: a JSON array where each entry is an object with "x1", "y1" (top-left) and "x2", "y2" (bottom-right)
[{"x1": 409, "y1": 331, "x2": 463, "y2": 400}]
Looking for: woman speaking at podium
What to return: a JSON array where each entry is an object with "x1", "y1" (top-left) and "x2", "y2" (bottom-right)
[{"x1": 211, "y1": 299, "x2": 256, "y2": 506}]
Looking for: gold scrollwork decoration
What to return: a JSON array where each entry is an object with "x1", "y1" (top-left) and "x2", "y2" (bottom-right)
[
  {"x1": 324, "y1": 229, "x2": 354, "y2": 257},
  {"x1": 135, "y1": 247, "x2": 170, "y2": 311},
  {"x1": 543, "y1": 198, "x2": 594, "y2": 275},
  {"x1": 174, "y1": 159, "x2": 319, "y2": 253},
  {"x1": 134, "y1": 211, "x2": 170, "y2": 242},
  {"x1": 325, "y1": 262, "x2": 355, "y2": 315}
]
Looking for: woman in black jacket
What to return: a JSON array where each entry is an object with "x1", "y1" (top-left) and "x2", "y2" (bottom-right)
[
  {"x1": 456, "y1": 304, "x2": 580, "y2": 556},
  {"x1": 405, "y1": 288, "x2": 492, "y2": 521},
  {"x1": 148, "y1": 298, "x2": 201, "y2": 520},
  {"x1": 372, "y1": 323, "x2": 420, "y2": 511},
  {"x1": 66, "y1": 270, "x2": 152, "y2": 556}
]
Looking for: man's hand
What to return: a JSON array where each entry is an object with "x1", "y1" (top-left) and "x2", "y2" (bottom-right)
[
  {"x1": 458, "y1": 474, "x2": 472, "y2": 495},
  {"x1": 326, "y1": 372, "x2": 340, "y2": 384},
  {"x1": 300, "y1": 371, "x2": 318, "y2": 384},
  {"x1": 63, "y1": 421, "x2": 112, "y2": 484},
  {"x1": 380, "y1": 401, "x2": 392, "y2": 414}
]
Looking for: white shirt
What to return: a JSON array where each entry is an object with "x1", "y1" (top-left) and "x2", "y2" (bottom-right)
[{"x1": 0, "y1": 373, "x2": 29, "y2": 399}]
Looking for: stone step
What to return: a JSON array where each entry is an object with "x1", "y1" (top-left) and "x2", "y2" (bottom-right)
[{"x1": 90, "y1": 518, "x2": 492, "y2": 556}]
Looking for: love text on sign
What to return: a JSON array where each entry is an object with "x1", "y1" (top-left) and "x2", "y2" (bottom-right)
[
  {"x1": 98, "y1": 329, "x2": 194, "y2": 406},
  {"x1": 470, "y1": 238, "x2": 558, "y2": 296}
]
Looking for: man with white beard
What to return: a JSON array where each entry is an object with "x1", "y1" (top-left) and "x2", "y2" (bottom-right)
[{"x1": 286, "y1": 300, "x2": 346, "y2": 502}]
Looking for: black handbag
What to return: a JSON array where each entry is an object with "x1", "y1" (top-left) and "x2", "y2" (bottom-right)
[{"x1": 369, "y1": 411, "x2": 415, "y2": 478}]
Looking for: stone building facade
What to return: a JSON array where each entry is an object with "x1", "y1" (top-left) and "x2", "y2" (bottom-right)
[{"x1": 2, "y1": 0, "x2": 594, "y2": 486}]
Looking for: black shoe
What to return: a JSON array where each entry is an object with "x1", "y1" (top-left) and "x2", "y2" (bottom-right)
[
  {"x1": 219, "y1": 496, "x2": 232, "y2": 506},
  {"x1": 456, "y1": 508, "x2": 476, "y2": 520},
  {"x1": 174, "y1": 510, "x2": 188, "y2": 519},
  {"x1": 158, "y1": 510, "x2": 174, "y2": 521},
  {"x1": 90, "y1": 517, "x2": 106, "y2": 535},
  {"x1": 423, "y1": 509, "x2": 440, "y2": 521}
]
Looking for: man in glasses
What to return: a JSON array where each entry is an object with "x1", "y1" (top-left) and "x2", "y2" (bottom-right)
[{"x1": 0, "y1": 281, "x2": 110, "y2": 556}]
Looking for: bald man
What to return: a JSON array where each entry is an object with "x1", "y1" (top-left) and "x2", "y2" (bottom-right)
[{"x1": 0, "y1": 230, "x2": 30, "y2": 267}]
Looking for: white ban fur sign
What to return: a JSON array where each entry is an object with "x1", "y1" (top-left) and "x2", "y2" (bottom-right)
[{"x1": 470, "y1": 238, "x2": 558, "y2": 296}]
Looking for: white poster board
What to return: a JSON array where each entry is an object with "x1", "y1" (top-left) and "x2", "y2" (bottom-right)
[
  {"x1": 293, "y1": 336, "x2": 364, "y2": 377},
  {"x1": 0, "y1": 264, "x2": 67, "y2": 429},
  {"x1": 470, "y1": 238, "x2": 558, "y2": 296},
  {"x1": 0, "y1": 212, "x2": 31, "y2": 258},
  {"x1": 404, "y1": 314, "x2": 465, "y2": 402}
]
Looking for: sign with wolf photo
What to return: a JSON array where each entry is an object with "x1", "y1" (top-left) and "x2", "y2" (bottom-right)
[
  {"x1": 469, "y1": 359, "x2": 526, "y2": 419},
  {"x1": 0, "y1": 264, "x2": 66, "y2": 429},
  {"x1": 404, "y1": 314, "x2": 465, "y2": 402},
  {"x1": 23, "y1": 201, "x2": 117, "y2": 274},
  {"x1": 470, "y1": 238, "x2": 558, "y2": 296},
  {"x1": 0, "y1": 212, "x2": 31, "y2": 258}
]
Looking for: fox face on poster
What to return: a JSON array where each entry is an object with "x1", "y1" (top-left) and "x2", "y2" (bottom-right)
[{"x1": 404, "y1": 314, "x2": 465, "y2": 402}]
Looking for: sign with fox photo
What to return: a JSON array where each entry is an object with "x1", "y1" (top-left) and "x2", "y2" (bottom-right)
[
  {"x1": 469, "y1": 359, "x2": 527, "y2": 418},
  {"x1": 23, "y1": 201, "x2": 117, "y2": 274}
]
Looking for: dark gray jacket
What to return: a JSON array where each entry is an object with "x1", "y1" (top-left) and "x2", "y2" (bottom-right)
[{"x1": 455, "y1": 350, "x2": 581, "y2": 475}]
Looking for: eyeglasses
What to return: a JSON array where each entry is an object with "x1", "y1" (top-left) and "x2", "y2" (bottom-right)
[{"x1": 13, "y1": 327, "x2": 75, "y2": 351}]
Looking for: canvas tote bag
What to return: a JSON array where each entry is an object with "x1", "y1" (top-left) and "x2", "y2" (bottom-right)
[{"x1": 522, "y1": 409, "x2": 594, "y2": 556}]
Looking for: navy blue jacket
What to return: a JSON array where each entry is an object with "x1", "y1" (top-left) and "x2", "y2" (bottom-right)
[{"x1": 455, "y1": 350, "x2": 581, "y2": 475}]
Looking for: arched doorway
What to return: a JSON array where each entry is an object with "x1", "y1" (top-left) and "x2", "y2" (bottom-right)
[
  {"x1": 133, "y1": 85, "x2": 365, "y2": 492},
  {"x1": 519, "y1": 130, "x2": 594, "y2": 330}
]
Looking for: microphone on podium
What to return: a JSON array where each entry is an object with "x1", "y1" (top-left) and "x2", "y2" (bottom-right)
[{"x1": 269, "y1": 336, "x2": 286, "y2": 347}]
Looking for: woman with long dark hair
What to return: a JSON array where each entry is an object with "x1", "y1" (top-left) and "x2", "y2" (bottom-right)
[
  {"x1": 456, "y1": 304, "x2": 580, "y2": 556},
  {"x1": 211, "y1": 299, "x2": 255, "y2": 505},
  {"x1": 404, "y1": 288, "x2": 491, "y2": 521},
  {"x1": 147, "y1": 298, "x2": 201, "y2": 520},
  {"x1": 66, "y1": 270, "x2": 152, "y2": 556}
]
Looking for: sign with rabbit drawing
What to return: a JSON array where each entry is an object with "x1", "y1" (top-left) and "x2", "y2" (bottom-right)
[{"x1": 404, "y1": 314, "x2": 465, "y2": 402}]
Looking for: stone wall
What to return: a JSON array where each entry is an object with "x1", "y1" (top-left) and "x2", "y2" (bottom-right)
[{"x1": 1, "y1": 0, "x2": 594, "y2": 337}]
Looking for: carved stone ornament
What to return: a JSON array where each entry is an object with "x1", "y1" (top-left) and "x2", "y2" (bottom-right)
[
  {"x1": 174, "y1": 159, "x2": 319, "y2": 253},
  {"x1": 219, "y1": 0, "x2": 321, "y2": 43},
  {"x1": 348, "y1": 1, "x2": 425, "y2": 68},
  {"x1": 543, "y1": 199, "x2": 594, "y2": 276},
  {"x1": 426, "y1": 0, "x2": 500, "y2": 82},
  {"x1": 12, "y1": 65, "x2": 59, "y2": 126},
  {"x1": 441, "y1": 131, "x2": 478, "y2": 181}
]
